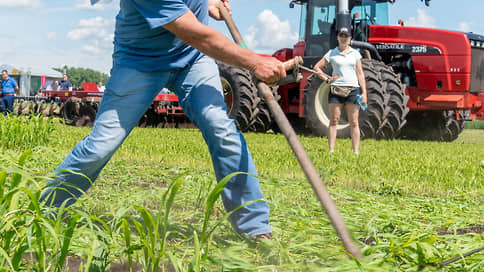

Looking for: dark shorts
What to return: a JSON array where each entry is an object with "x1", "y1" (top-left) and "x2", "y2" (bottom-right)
[{"x1": 328, "y1": 87, "x2": 361, "y2": 104}]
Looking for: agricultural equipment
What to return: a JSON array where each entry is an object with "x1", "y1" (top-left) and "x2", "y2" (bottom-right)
[
  {"x1": 218, "y1": 0, "x2": 484, "y2": 141},
  {"x1": 13, "y1": 83, "x2": 191, "y2": 128}
]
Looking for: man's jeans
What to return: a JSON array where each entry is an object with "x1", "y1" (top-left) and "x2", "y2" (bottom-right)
[
  {"x1": 40, "y1": 56, "x2": 271, "y2": 237},
  {"x1": 1, "y1": 95, "x2": 15, "y2": 115}
]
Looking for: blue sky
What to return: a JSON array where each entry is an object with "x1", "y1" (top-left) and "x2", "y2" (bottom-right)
[{"x1": 2, "y1": 0, "x2": 484, "y2": 74}]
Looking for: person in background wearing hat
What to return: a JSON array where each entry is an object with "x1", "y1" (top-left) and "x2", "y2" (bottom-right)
[
  {"x1": 0, "y1": 70, "x2": 18, "y2": 115},
  {"x1": 313, "y1": 27, "x2": 367, "y2": 155}
]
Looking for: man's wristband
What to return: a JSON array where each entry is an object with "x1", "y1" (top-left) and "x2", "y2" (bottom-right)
[{"x1": 326, "y1": 78, "x2": 331, "y2": 83}]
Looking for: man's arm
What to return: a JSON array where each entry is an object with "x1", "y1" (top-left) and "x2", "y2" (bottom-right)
[
  {"x1": 13, "y1": 79, "x2": 19, "y2": 92},
  {"x1": 162, "y1": 10, "x2": 285, "y2": 83}
]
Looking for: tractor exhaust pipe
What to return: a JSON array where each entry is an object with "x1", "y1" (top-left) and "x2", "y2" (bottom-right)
[
  {"x1": 350, "y1": 40, "x2": 382, "y2": 61},
  {"x1": 218, "y1": 1, "x2": 363, "y2": 260},
  {"x1": 336, "y1": 0, "x2": 352, "y2": 34}
]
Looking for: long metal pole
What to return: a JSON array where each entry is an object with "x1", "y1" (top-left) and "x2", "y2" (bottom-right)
[{"x1": 218, "y1": 1, "x2": 362, "y2": 259}]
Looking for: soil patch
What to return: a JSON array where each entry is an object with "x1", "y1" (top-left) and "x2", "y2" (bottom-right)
[{"x1": 437, "y1": 224, "x2": 484, "y2": 235}]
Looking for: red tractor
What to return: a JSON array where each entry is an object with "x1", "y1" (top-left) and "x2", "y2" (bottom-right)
[{"x1": 218, "y1": 0, "x2": 484, "y2": 141}]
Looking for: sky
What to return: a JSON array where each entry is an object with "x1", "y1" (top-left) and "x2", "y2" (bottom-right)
[{"x1": 2, "y1": 0, "x2": 484, "y2": 74}]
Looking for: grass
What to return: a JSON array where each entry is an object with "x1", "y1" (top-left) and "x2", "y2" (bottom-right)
[
  {"x1": 0, "y1": 122, "x2": 482, "y2": 271},
  {"x1": 464, "y1": 120, "x2": 484, "y2": 129}
]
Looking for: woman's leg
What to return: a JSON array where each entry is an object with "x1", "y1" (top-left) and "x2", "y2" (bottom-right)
[
  {"x1": 346, "y1": 104, "x2": 360, "y2": 154},
  {"x1": 328, "y1": 103, "x2": 343, "y2": 152}
]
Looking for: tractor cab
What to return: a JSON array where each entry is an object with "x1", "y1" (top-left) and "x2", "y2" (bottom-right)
[{"x1": 292, "y1": 0, "x2": 390, "y2": 65}]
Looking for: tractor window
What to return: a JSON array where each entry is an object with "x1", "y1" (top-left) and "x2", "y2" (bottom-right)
[
  {"x1": 303, "y1": 0, "x2": 336, "y2": 58},
  {"x1": 299, "y1": 4, "x2": 307, "y2": 41},
  {"x1": 311, "y1": 3, "x2": 335, "y2": 35},
  {"x1": 351, "y1": 1, "x2": 388, "y2": 41}
]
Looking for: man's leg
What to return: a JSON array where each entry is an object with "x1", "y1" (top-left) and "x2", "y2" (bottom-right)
[
  {"x1": 171, "y1": 56, "x2": 271, "y2": 237},
  {"x1": 5, "y1": 95, "x2": 14, "y2": 114},
  {"x1": 0, "y1": 96, "x2": 6, "y2": 115},
  {"x1": 41, "y1": 66, "x2": 168, "y2": 208}
]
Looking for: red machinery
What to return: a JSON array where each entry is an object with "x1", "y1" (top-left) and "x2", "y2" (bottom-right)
[
  {"x1": 218, "y1": 0, "x2": 484, "y2": 141},
  {"x1": 14, "y1": 82, "x2": 191, "y2": 128},
  {"x1": 14, "y1": 1, "x2": 484, "y2": 141}
]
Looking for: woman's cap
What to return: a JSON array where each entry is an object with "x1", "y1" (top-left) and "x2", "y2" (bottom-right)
[{"x1": 338, "y1": 27, "x2": 351, "y2": 36}]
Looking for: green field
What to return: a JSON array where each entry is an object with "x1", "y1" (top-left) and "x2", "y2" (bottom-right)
[{"x1": 0, "y1": 118, "x2": 483, "y2": 271}]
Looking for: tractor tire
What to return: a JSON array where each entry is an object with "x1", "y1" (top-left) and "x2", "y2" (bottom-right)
[
  {"x1": 63, "y1": 98, "x2": 81, "y2": 125},
  {"x1": 249, "y1": 83, "x2": 280, "y2": 133},
  {"x1": 371, "y1": 61, "x2": 409, "y2": 139},
  {"x1": 399, "y1": 110, "x2": 465, "y2": 142},
  {"x1": 76, "y1": 103, "x2": 98, "y2": 127},
  {"x1": 217, "y1": 62, "x2": 259, "y2": 132},
  {"x1": 302, "y1": 59, "x2": 385, "y2": 138}
]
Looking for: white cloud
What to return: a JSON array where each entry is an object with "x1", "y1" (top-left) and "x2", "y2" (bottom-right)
[
  {"x1": 83, "y1": 41, "x2": 103, "y2": 55},
  {"x1": 47, "y1": 32, "x2": 57, "y2": 41},
  {"x1": 67, "y1": 17, "x2": 114, "y2": 41},
  {"x1": 67, "y1": 16, "x2": 114, "y2": 59},
  {"x1": 244, "y1": 10, "x2": 298, "y2": 54},
  {"x1": 76, "y1": 0, "x2": 104, "y2": 11},
  {"x1": 0, "y1": 0, "x2": 42, "y2": 8},
  {"x1": 458, "y1": 22, "x2": 472, "y2": 32},
  {"x1": 75, "y1": 0, "x2": 118, "y2": 11},
  {"x1": 406, "y1": 8, "x2": 435, "y2": 28}
]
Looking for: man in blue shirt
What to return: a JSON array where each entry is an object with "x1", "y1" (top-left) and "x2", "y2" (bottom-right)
[
  {"x1": 41, "y1": 0, "x2": 286, "y2": 240},
  {"x1": 59, "y1": 74, "x2": 73, "y2": 91},
  {"x1": 1, "y1": 70, "x2": 18, "y2": 115}
]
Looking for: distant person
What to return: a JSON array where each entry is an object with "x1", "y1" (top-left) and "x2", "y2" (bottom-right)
[
  {"x1": 59, "y1": 74, "x2": 73, "y2": 91},
  {"x1": 54, "y1": 80, "x2": 60, "y2": 91},
  {"x1": 313, "y1": 27, "x2": 367, "y2": 155},
  {"x1": 97, "y1": 81, "x2": 105, "y2": 92},
  {"x1": 1, "y1": 69, "x2": 18, "y2": 115}
]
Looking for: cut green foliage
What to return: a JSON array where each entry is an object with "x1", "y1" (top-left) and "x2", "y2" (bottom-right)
[{"x1": 0, "y1": 124, "x2": 482, "y2": 271}]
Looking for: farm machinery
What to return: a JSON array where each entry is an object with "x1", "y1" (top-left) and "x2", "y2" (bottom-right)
[
  {"x1": 218, "y1": 0, "x2": 484, "y2": 141},
  {"x1": 13, "y1": 82, "x2": 192, "y2": 128},
  {"x1": 12, "y1": 0, "x2": 484, "y2": 142}
]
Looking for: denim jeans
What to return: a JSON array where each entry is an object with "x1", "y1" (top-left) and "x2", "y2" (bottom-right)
[
  {"x1": 41, "y1": 56, "x2": 271, "y2": 237},
  {"x1": 1, "y1": 95, "x2": 15, "y2": 115}
]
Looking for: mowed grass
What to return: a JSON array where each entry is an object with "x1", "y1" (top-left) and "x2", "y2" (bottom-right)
[
  {"x1": 1, "y1": 123, "x2": 483, "y2": 271},
  {"x1": 48, "y1": 125, "x2": 483, "y2": 199}
]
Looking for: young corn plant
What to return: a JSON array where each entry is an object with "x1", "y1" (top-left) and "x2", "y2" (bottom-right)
[
  {"x1": 0, "y1": 151, "x2": 85, "y2": 271},
  {"x1": 0, "y1": 114, "x2": 54, "y2": 150},
  {"x1": 121, "y1": 173, "x2": 185, "y2": 271},
  {"x1": 189, "y1": 172, "x2": 264, "y2": 272}
]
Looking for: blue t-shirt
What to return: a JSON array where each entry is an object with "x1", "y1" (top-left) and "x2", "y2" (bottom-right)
[
  {"x1": 112, "y1": 0, "x2": 207, "y2": 72},
  {"x1": 1, "y1": 77, "x2": 18, "y2": 94},
  {"x1": 60, "y1": 80, "x2": 72, "y2": 90}
]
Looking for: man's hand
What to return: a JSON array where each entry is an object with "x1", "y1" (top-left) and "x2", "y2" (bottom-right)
[
  {"x1": 250, "y1": 57, "x2": 286, "y2": 83},
  {"x1": 208, "y1": 0, "x2": 231, "y2": 20}
]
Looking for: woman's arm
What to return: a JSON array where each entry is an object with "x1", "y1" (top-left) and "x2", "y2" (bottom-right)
[
  {"x1": 355, "y1": 59, "x2": 367, "y2": 105},
  {"x1": 314, "y1": 56, "x2": 339, "y2": 83},
  {"x1": 313, "y1": 57, "x2": 332, "y2": 82}
]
